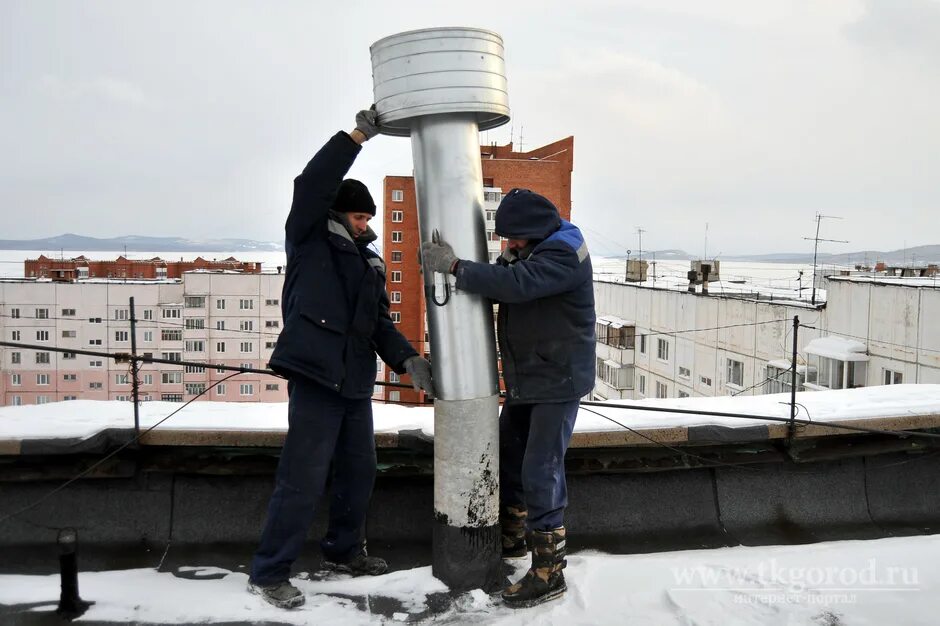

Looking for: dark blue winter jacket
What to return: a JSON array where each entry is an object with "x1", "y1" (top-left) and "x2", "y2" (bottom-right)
[
  {"x1": 454, "y1": 190, "x2": 596, "y2": 402},
  {"x1": 268, "y1": 132, "x2": 417, "y2": 398}
]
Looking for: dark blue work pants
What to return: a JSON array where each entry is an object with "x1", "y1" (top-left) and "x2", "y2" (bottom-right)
[
  {"x1": 250, "y1": 377, "x2": 376, "y2": 585},
  {"x1": 499, "y1": 400, "x2": 579, "y2": 531}
]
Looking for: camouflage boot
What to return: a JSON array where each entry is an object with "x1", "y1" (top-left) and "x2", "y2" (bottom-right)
[
  {"x1": 501, "y1": 526, "x2": 567, "y2": 608},
  {"x1": 501, "y1": 504, "x2": 529, "y2": 559}
]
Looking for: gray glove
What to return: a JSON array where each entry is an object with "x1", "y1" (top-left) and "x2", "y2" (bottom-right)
[
  {"x1": 355, "y1": 105, "x2": 380, "y2": 140},
  {"x1": 421, "y1": 230, "x2": 459, "y2": 275},
  {"x1": 403, "y1": 356, "x2": 434, "y2": 398}
]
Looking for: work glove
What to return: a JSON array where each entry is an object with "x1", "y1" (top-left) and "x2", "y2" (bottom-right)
[
  {"x1": 355, "y1": 105, "x2": 380, "y2": 140},
  {"x1": 403, "y1": 356, "x2": 435, "y2": 398},
  {"x1": 421, "y1": 231, "x2": 459, "y2": 275}
]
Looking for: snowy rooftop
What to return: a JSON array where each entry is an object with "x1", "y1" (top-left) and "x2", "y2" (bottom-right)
[
  {"x1": 828, "y1": 275, "x2": 940, "y2": 288},
  {"x1": 805, "y1": 336, "x2": 869, "y2": 361}
]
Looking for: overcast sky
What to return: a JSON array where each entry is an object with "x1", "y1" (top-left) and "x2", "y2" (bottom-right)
[{"x1": 2, "y1": 0, "x2": 937, "y2": 256}]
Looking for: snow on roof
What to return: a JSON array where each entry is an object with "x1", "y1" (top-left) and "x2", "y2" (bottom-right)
[
  {"x1": 805, "y1": 336, "x2": 869, "y2": 361},
  {"x1": 602, "y1": 359, "x2": 621, "y2": 368},
  {"x1": 2, "y1": 385, "x2": 939, "y2": 443},
  {"x1": 597, "y1": 314, "x2": 635, "y2": 328},
  {"x1": 766, "y1": 359, "x2": 809, "y2": 374}
]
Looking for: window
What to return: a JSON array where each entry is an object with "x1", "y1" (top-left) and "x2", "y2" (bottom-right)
[
  {"x1": 88, "y1": 317, "x2": 102, "y2": 323},
  {"x1": 484, "y1": 191, "x2": 501, "y2": 202},
  {"x1": 391, "y1": 312, "x2": 401, "y2": 323},
  {"x1": 143, "y1": 310, "x2": 153, "y2": 320},
  {"x1": 678, "y1": 391, "x2": 690, "y2": 398},
  {"x1": 11, "y1": 330, "x2": 20, "y2": 341},
  {"x1": 389, "y1": 390, "x2": 400, "y2": 402},
  {"x1": 391, "y1": 271, "x2": 402, "y2": 283},
  {"x1": 62, "y1": 352, "x2": 76, "y2": 360},
  {"x1": 806, "y1": 355, "x2": 865, "y2": 390},
  {"x1": 240, "y1": 341, "x2": 253, "y2": 353},
  {"x1": 265, "y1": 341, "x2": 277, "y2": 349},
  {"x1": 162, "y1": 308, "x2": 181, "y2": 319},
  {"x1": 185, "y1": 296, "x2": 205, "y2": 308},
  {"x1": 62, "y1": 330, "x2": 76, "y2": 338},
  {"x1": 726, "y1": 358, "x2": 744, "y2": 387},
  {"x1": 217, "y1": 366, "x2": 225, "y2": 374},
  {"x1": 639, "y1": 335, "x2": 647, "y2": 354},
  {"x1": 63, "y1": 395, "x2": 77, "y2": 401},
  {"x1": 216, "y1": 320, "x2": 226, "y2": 330},
  {"x1": 678, "y1": 366, "x2": 691, "y2": 379},
  {"x1": 143, "y1": 374, "x2": 153, "y2": 385},
  {"x1": 656, "y1": 339, "x2": 669, "y2": 361},
  {"x1": 185, "y1": 318, "x2": 205, "y2": 330},
  {"x1": 89, "y1": 382, "x2": 103, "y2": 390},
  {"x1": 114, "y1": 309, "x2": 129, "y2": 320},
  {"x1": 240, "y1": 320, "x2": 254, "y2": 331},
  {"x1": 37, "y1": 395, "x2": 50, "y2": 405},
  {"x1": 240, "y1": 383, "x2": 254, "y2": 396},
  {"x1": 61, "y1": 308, "x2": 76, "y2": 316},
  {"x1": 161, "y1": 329, "x2": 183, "y2": 341},
  {"x1": 700, "y1": 375, "x2": 712, "y2": 387},
  {"x1": 184, "y1": 365, "x2": 205, "y2": 373},
  {"x1": 655, "y1": 380, "x2": 668, "y2": 398},
  {"x1": 114, "y1": 331, "x2": 129, "y2": 342},
  {"x1": 595, "y1": 358, "x2": 633, "y2": 389},
  {"x1": 265, "y1": 320, "x2": 280, "y2": 328},
  {"x1": 162, "y1": 372, "x2": 183, "y2": 384},
  {"x1": 488, "y1": 231, "x2": 501, "y2": 241},
  {"x1": 161, "y1": 394, "x2": 183, "y2": 402},
  {"x1": 88, "y1": 339, "x2": 102, "y2": 345},
  {"x1": 216, "y1": 299, "x2": 226, "y2": 310},
  {"x1": 391, "y1": 251, "x2": 402, "y2": 263},
  {"x1": 216, "y1": 341, "x2": 226, "y2": 352},
  {"x1": 162, "y1": 352, "x2": 182, "y2": 362},
  {"x1": 239, "y1": 299, "x2": 254, "y2": 310},
  {"x1": 485, "y1": 210, "x2": 496, "y2": 221},
  {"x1": 11, "y1": 396, "x2": 22, "y2": 406},
  {"x1": 11, "y1": 308, "x2": 20, "y2": 319},
  {"x1": 36, "y1": 330, "x2": 49, "y2": 342},
  {"x1": 391, "y1": 231, "x2": 403, "y2": 243},
  {"x1": 11, "y1": 374, "x2": 21, "y2": 386},
  {"x1": 11, "y1": 352, "x2": 21, "y2": 364},
  {"x1": 391, "y1": 209, "x2": 404, "y2": 222},
  {"x1": 216, "y1": 384, "x2": 226, "y2": 396},
  {"x1": 265, "y1": 299, "x2": 279, "y2": 306},
  {"x1": 389, "y1": 371, "x2": 400, "y2": 383},
  {"x1": 638, "y1": 374, "x2": 646, "y2": 395},
  {"x1": 115, "y1": 374, "x2": 129, "y2": 385},
  {"x1": 764, "y1": 364, "x2": 808, "y2": 395},
  {"x1": 143, "y1": 331, "x2": 153, "y2": 342},
  {"x1": 35, "y1": 308, "x2": 49, "y2": 319},
  {"x1": 391, "y1": 189, "x2": 404, "y2": 202},
  {"x1": 265, "y1": 383, "x2": 279, "y2": 391},
  {"x1": 884, "y1": 369, "x2": 903, "y2": 385},
  {"x1": 185, "y1": 383, "x2": 206, "y2": 395},
  {"x1": 89, "y1": 360, "x2": 102, "y2": 368},
  {"x1": 390, "y1": 291, "x2": 402, "y2": 303},
  {"x1": 184, "y1": 340, "x2": 205, "y2": 352},
  {"x1": 240, "y1": 362, "x2": 252, "y2": 370},
  {"x1": 63, "y1": 373, "x2": 76, "y2": 381},
  {"x1": 36, "y1": 352, "x2": 50, "y2": 364}
]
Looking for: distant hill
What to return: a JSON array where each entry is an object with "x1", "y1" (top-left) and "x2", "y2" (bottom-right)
[{"x1": 0, "y1": 234, "x2": 283, "y2": 253}]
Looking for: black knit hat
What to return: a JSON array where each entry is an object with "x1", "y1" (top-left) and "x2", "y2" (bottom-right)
[
  {"x1": 494, "y1": 188, "x2": 561, "y2": 239},
  {"x1": 333, "y1": 179, "x2": 376, "y2": 216}
]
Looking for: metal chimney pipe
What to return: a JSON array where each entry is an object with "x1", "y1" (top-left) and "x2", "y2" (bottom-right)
[{"x1": 371, "y1": 27, "x2": 509, "y2": 591}]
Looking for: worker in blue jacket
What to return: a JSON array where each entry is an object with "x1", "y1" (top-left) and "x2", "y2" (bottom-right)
[
  {"x1": 421, "y1": 188, "x2": 595, "y2": 608},
  {"x1": 248, "y1": 108, "x2": 434, "y2": 609}
]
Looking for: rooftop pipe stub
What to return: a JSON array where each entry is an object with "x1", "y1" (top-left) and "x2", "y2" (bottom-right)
[{"x1": 370, "y1": 27, "x2": 510, "y2": 137}]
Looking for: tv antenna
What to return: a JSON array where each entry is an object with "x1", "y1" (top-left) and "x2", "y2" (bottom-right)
[{"x1": 803, "y1": 213, "x2": 848, "y2": 305}]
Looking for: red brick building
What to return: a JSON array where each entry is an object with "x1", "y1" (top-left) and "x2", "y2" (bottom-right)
[
  {"x1": 382, "y1": 136, "x2": 574, "y2": 403},
  {"x1": 25, "y1": 255, "x2": 262, "y2": 281}
]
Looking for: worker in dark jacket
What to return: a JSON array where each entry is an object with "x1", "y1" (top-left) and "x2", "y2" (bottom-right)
[
  {"x1": 248, "y1": 108, "x2": 434, "y2": 609},
  {"x1": 421, "y1": 188, "x2": 594, "y2": 608}
]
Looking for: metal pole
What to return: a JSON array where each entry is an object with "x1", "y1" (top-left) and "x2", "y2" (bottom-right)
[
  {"x1": 129, "y1": 297, "x2": 141, "y2": 437},
  {"x1": 788, "y1": 315, "x2": 799, "y2": 443}
]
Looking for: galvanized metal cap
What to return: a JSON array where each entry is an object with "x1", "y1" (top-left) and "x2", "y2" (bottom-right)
[{"x1": 370, "y1": 27, "x2": 511, "y2": 137}]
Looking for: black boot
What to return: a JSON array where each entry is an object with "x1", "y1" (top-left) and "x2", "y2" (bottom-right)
[
  {"x1": 501, "y1": 504, "x2": 529, "y2": 559},
  {"x1": 502, "y1": 527, "x2": 567, "y2": 608}
]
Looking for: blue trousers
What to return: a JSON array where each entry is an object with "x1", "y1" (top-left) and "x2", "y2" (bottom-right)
[
  {"x1": 250, "y1": 377, "x2": 376, "y2": 585},
  {"x1": 499, "y1": 400, "x2": 579, "y2": 531}
]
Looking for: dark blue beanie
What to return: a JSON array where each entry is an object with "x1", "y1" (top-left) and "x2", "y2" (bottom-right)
[
  {"x1": 332, "y1": 179, "x2": 376, "y2": 216},
  {"x1": 494, "y1": 188, "x2": 562, "y2": 240}
]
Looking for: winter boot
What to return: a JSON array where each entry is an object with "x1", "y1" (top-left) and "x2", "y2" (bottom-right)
[
  {"x1": 501, "y1": 504, "x2": 529, "y2": 559},
  {"x1": 247, "y1": 580, "x2": 305, "y2": 609},
  {"x1": 321, "y1": 545, "x2": 388, "y2": 577},
  {"x1": 502, "y1": 527, "x2": 567, "y2": 608}
]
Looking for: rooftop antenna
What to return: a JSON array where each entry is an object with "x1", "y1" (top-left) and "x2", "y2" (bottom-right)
[
  {"x1": 519, "y1": 125, "x2": 524, "y2": 152},
  {"x1": 803, "y1": 213, "x2": 848, "y2": 305},
  {"x1": 636, "y1": 226, "x2": 646, "y2": 261},
  {"x1": 703, "y1": 222, "x2": 708, "y2": 260}
]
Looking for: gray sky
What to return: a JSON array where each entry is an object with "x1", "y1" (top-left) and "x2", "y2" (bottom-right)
[{"x1": 2, "y1": 0, "x2": 938, "y2": 256}]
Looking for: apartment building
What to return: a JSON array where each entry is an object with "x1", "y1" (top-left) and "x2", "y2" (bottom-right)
[
  {"x1": 25, "y1": 255, "x2": 263, "y2": 280},
  {"x1": 381, "y1": 136, "x2": 575, "y2": 403}
]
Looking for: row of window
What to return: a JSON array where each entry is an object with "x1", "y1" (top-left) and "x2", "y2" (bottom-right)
[{"x1": 5, "y1": 299, "x2": 279, "y2": 320}]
